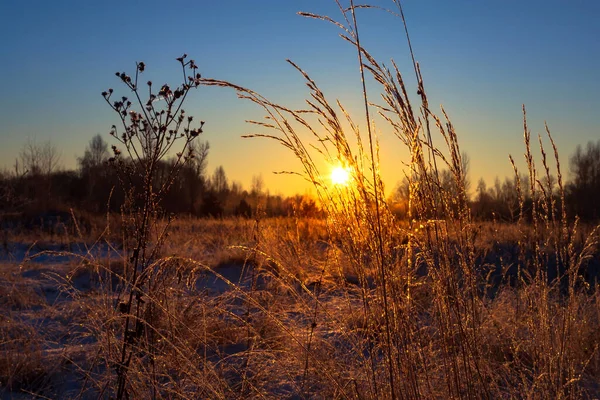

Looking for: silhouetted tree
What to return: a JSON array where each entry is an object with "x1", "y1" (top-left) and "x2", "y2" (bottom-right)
[
  {"x1": 207, "y1": 165, "x2": 229, "y2": 213},
  {"x1": 77, "y1": 134, "x2": 113, "y2": 212},
  {"x1": 235, "y1": 198, "x2": 252, "y2": 217},
  {"x1": 202, "y1": 190, "x2": 223, "y2": 217},
  {"x1": 18, "y1": 138, "x2": 61, "y2": 176},
  {"x1": 472, "y1": 178, "x2": 493, "y2": 219},
  {"x1": 185, "y1": 141, "x2": 209, "y2": 215},
  {"x1": 567, "y1": 140, "x2": 600, "y2": 220},
  {"x1": 78, "y1": 134, "x2": 109, "y2": 172},
  {"x1": 15, "y1": 139, "x2": 62, "y2": 210},
  {"x1": 211, "y1": 165, "x2": 229, "y2": 194}
]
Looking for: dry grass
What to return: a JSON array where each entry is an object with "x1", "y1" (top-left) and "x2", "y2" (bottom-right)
[
  {"x1": 1, "y1": 216, "x2": 599, "y2": 398},
  {"x1": 199, "y1": 1, "x2": 600, "y2": 398},
  {"x1": 2, "y1": 1, "x2": 600, "y2": 399}
]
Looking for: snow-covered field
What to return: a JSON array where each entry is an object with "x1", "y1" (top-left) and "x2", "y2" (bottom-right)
[{"x1": 2, "y1": 218, "x2": 600, "y2": 399}]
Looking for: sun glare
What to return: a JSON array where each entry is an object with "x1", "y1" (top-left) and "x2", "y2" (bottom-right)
[{"x1": 331, "y1": 166, "x2": 351, "y2": 186}]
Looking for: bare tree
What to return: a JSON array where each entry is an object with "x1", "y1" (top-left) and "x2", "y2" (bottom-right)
[
  {"x1": 570, "y1": 140, "x2": 600, "y2": 192},
  {"x1": 189, "y1": 141, "x2": 209, "y2": 177},
  {"x1": 18, "y1": 138, "x2": 61, "y2": 176},
  {"x1": 251, "y1": 174, "x2": 264, "y2": 196},
  {"x1": 78, "y1": 134, "x2": 109, "y2": 172},
  {"x1": 568, "y1": 140, "x2": 600, "y2": 219},
  {"x1": 212, "y1": 165, "x2": 229, "y2": 194},
  {"x1": 185, "y1": 140, "x2": 210, "y2": 215}
]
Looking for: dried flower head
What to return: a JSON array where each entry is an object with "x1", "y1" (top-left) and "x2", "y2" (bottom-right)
[{"x1": 159, "y1": 84, "x2": 171, "y2": 97}]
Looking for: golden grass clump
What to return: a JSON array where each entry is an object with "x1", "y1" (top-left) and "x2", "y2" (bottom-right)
[{"x1": 199, "y1": 1, "x2": 600, "y2": 398}]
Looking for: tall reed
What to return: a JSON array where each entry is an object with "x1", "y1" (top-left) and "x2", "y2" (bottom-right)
[{"x1": 202, "y1": 1, "x2": 600, "y2": 398}]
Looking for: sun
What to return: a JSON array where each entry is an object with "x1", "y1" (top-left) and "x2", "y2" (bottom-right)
[{"x1": 331, "y1": 166, "x2": 351, "y2": 186}]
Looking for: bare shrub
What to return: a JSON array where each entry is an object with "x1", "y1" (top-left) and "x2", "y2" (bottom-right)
[{"x1": 98, "y1": 55, "x2": 208, "y2": 399}]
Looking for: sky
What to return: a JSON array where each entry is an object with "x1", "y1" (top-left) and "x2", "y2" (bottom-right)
[{"x1": 1, "y1": 0, "x2": 599, "y2": 196}]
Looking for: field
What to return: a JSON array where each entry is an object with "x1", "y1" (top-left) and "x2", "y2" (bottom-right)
[
  {"x1": 2, "y1": 1, "x2": 600, "y2": 399},
  {"x1": 1, "y1": 215, "x2": 599, "y2": 399}
]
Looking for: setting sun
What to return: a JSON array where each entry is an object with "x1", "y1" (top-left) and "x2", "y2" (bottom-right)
[{"x1": 331, "y1": 166, "x2": 351, "y2": 186}]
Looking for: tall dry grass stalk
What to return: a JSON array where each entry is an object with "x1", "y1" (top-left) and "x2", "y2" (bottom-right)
[
  {"x1": 202, "y1": 1, "x2": 600, "y2": 398},
  {"x1": 502, "y1": 107, "x2": 600, "y2": 399}
]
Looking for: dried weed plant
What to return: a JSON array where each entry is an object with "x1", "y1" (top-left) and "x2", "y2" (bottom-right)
[{"x1": 98, "y1": 55, "x2": 215, "y2": 399}]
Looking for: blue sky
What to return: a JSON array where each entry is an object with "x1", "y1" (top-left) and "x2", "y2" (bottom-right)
[{"x1": 1, "y1": 0, "x2": 599, "y2": 195}]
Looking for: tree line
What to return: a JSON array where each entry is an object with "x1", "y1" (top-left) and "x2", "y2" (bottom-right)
[
  {"x1": 0, "y1": 135, "x2": 321, "y2": 225},
  {"x1": 2, "y1": 135, "x2": 599, "y2": 224},
  {"x1": 388, "y1": 141, "x2": 600, "y2": 222}
]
